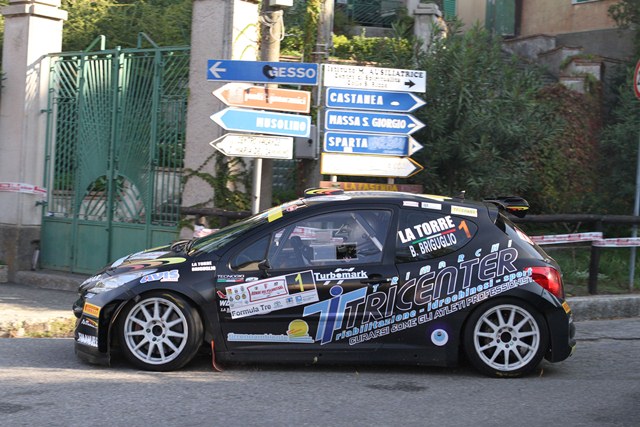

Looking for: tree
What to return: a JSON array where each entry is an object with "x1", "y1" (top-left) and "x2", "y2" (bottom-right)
[
  {"x1": 410, "y1": 25, "x2": 565, "y2": 207},
  {"x1": 61, "y1": 0, "x2": 191, "y2": 51}
]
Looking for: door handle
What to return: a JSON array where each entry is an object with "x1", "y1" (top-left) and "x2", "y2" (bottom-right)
[{"x1": 360, "y1": 274, "x2": 391, "y2": 284}]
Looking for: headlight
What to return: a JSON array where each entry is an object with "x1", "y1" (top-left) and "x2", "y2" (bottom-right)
[{"x1": 85, "y1": 270, "x2": 155, "y2": 295}]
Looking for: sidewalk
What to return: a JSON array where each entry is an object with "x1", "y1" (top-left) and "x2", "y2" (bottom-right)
[{"x1": 1, "y1": 270, "x2": 640, "y2": 337}]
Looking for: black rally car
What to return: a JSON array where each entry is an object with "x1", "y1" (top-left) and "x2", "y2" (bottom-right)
[{"x1": 73, "y1": 189, "x2": 575, "y2": 377}]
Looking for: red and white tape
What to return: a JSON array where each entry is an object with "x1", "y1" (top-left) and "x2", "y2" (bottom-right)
[
  {"x1": 531, "y1": 232, "x2": 602, "y2": 245},
  {"x1": 0, "y1": 182, "x2": 47, "y2": 197},
  {"x1": 531, "y1": 232, "x2": 640, "y2": 247},
  {"x1": 593, "y1": 238, "x2": 640, "y2": 247}
]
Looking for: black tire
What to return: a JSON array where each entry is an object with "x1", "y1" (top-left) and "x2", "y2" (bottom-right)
[
  {"x1": 117, "y1": 291, "x2": 203, "y2": 371},
  {"x1": 463, "y1": 298, "x2": 549, "y2": 378}
]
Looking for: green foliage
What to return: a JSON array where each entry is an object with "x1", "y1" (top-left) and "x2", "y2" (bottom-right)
[
  {"x1": 599, "y1": 66, "x2": 640, "y2": 214},
  {"x1": 410, "y1": 26, "x2": 560, "y2": 202},
  {"x1": 331, "y1": 31, "x2": 416, "y2": 69},
  {"x1": 182, "y1": 152, "x2": 251, "y2": 227},
  {"x1": 61, "y1": 0, "x2": 192, "y2": 51},
  {"x1": 530, "y1": 85, "x2": 601, "y2": 213}
]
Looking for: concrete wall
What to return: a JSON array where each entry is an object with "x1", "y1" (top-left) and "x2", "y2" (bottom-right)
[
  {"x1": 520, "y1": 0, "x2": 619, "y2": 36},
  {"x1": 181, "y1": 0, "x2": 259, "y2": 237},
  {"x1": 0, "y1": 0, "x2": 67, "y2": 277},
  {"x1": 456, "y1": 0, "x2": 619, "y2": 36},
  {"x1": 457, "y1": 0, "x2": 487, "y2": 30}
]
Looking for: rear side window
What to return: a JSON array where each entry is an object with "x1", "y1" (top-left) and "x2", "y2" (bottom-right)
[{"x1": 396, "y1": 210, "x2": 478, "y2": 263}]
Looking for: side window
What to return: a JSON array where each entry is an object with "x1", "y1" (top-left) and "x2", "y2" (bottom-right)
[
  {"x1": 268, "y1": 210, "x2": 392, "y2": 269},
  {"x1": 230, "y1": 236, "x2": 269, "y2": 271},
  {"x1": 396, "y1": 210, "x2": 477, "y2": 263}
]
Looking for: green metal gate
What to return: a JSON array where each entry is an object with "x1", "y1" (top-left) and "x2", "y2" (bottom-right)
[{"x1": 41, "y1": 37, "x2": 189, "y2": 274}]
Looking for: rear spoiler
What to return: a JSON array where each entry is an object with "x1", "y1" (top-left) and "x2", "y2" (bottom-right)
[{"x1": 483, "y1": 196, "x2": 529, "y2": 218}]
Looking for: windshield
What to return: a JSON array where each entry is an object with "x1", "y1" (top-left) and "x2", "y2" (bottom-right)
[{"x1": 187, "y1": 199, "x2": 307, "y2": 255}]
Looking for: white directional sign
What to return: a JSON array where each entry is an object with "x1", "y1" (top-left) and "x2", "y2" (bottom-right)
[
  {"x1": 323, "y1": 63, "x2": 426, "y2": 93},
  {"x1": 210, "y1": 133, "x2": 293, "y2": 159},
  {"x1": 320, "y1": 153, "x2": 423, "y2": 178}
]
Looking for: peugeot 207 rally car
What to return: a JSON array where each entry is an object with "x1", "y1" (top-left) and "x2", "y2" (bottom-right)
[{"x1": 73, "y1": 189, "x2": 575, "y2": 377}]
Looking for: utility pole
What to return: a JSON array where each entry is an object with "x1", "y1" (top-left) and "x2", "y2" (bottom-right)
[
  {"x1": 297, "y1": 0, "x2": 334, "y2": 194},
  {"x1": 253, "y1": 1, "x2": 286, "y2": 213}
]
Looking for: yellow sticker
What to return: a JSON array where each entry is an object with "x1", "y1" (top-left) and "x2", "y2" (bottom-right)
[
  {"x1": 562, "y1": 301, "x2": 571, "y2": 314},
  {"x1": 83, "y1": 302, "x2": 101, "y2": 318},
  {"x1": 267, "y1": 208, "x2": 283, "y2": 222},
  {"x1": 451, "y1": 205, "x2": 478, "y2": 217}
]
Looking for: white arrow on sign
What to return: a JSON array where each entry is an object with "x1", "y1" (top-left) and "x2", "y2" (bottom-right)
[
  {"x1": 208, "y1": 61, "x2": 227, "y2": 79},
  {"x1": 320, "y1": 153, "x2": 423, "y2": 178},
  {"x1": 210, "y1": 133, "x2": 293, "y2": 159}
]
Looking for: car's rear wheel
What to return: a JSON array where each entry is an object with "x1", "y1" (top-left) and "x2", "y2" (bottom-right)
[
  {"x1": 463, "y1": 298, "x2": 548, "y2": 377},
  {"x1": 118, "y1": 292, "x2": 203, "y2": 371}
]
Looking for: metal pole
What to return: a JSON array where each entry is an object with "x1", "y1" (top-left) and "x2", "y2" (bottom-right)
[
  {"x1": 252, "y1": 158, "x2": 262, "y2": 214},
  {"x1": 257, "y1": 5, "x2": 284, "y2": 211},
  {"x1": 630, "y1": 123, "x2": 640, "y2": 290}
]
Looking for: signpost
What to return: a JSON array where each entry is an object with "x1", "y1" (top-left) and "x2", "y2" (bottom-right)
[
  {"x1": 324, "y1": 109, "x2": 425, "y2": 135},
  {"x1": 214, "y1": 83, "x2": 311, "y2": 113},
  {"x1": 326, "y1": 88, "x2": 425, "y2": 112},
  {"x1": 210, "y1": 133, "x2": 293, "y2": 159},
  {"x1": 207, "y1": 59, "x2": 319, "y2": 85},
  {"x1": 320, "y1": 153, "x2": 423, "y2": 178},
  {"x1": 319, "y1": 180, "x2": 423, "y2": 193},
  {"x1": 323, "y1": 63, "x2": 426, "y2": 92},
  {"x1": 324, "y1": 132, "x2": 422, "y2": 156},
  {"x1": 211, "y1": 107, "x2": 311, "y2": 138}
]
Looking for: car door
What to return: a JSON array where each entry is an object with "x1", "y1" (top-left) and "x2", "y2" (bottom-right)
[
  {"x1": 388, "y1": 205, "x2": 480, "y2": 355},
  {"x1": 215, "y1": 207, "x2": 397, "y2": 354}
]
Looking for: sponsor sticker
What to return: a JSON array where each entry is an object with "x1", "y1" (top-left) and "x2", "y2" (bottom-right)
[
  {"x1": 227, "y1": 320, "x2": 314, "y2": 343},
  {"x1": 140, "y1": 269, "x2": 180, "y2": 283},
  {"x1": 83, "y1": 302, "x2": 101, "y2": 318},
  {"x1": 562, "y1": 301, "x2": 571, "y2": 314},
  {"x1": 81, "y1": 318, "x2": 98, "y2": 330},
  {"x1": 77, "y1": 332, "x2": 98, "y2": 348},
  {"x1": 451, "y1": 205, "x2": 478, "y2": 217},
  {"x1": 421, "y1": 202, "x2": 442, "y2": 210},
  {"x1": 226, "y1": 271, "x2": 319, "y2": 319},
  {"x1": 191, "y1": 261, "x2": 216, "y2": 272}
]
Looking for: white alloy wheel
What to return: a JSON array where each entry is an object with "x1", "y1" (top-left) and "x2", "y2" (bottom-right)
[
  {"x1": 119, "y1": 293, "x2": 202, "y2": 371},
  {"x1": 464, "y1": 299, "x2": 548, "y2": 377}
]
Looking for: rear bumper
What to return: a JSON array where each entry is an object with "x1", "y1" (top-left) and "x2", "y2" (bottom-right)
[{"x1": 545, "y1": 302, "x2": 576, "y2": 362}]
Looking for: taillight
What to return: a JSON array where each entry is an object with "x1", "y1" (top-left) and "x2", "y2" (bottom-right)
[{"x1": 530, "y1": 266, "x2": 564, "y2": 299}]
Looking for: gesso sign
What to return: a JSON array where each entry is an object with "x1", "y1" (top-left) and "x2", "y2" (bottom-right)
[{"x1": 207, "y1": 59, "x2": 319, "y2": 85}]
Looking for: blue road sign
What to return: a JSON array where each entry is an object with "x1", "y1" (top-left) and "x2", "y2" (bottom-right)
[
  {"x1": 324, "y1": 109, "x2": 425, "y2": 135},
  {"x1": 207, "y1": 60, "x2": 319, "y2": 85},
  {"x1": 326, "y1": 88, "x2": 426, "y2": 112},
  {"x1": 324, "y1": 132, "x2": 422, "y2": 156},
  {"x1": 211, "y1": 107, "x2": 311, "y2": 138}
]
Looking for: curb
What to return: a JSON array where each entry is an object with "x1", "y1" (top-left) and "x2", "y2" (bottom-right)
[
  {"x1": 566, "y1": 294, "x2": 640, "y2": 322},
  {"x1": 15, "y1": 270, "x2": 87, "y2": 292}
]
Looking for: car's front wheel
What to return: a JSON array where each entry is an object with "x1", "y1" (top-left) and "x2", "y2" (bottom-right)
[
  {"x1": 463, "y1": 298, "x2": 549, "y2": 377},
  {"x1": 118, "y1": 292, "x2": 203, "y2": 371}
]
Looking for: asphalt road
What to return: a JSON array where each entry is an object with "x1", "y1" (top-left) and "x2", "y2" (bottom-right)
[{"x1": 0, "y1": 318, "x2": 639, "y2": 427}]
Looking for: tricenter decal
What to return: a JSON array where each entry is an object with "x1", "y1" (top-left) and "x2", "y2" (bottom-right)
[{"x1": 304, "y1": 242, "x2": 534, "y2": 346}]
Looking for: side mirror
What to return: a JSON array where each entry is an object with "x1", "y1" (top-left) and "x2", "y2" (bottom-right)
[{"x1": 258, "y1": 259, "x2": 271, "y2": 277}]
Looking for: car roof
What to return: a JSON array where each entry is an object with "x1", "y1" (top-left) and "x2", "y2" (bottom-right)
[{"x1": 301, "y1": 189, "x2": 486, "y2": 210}]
